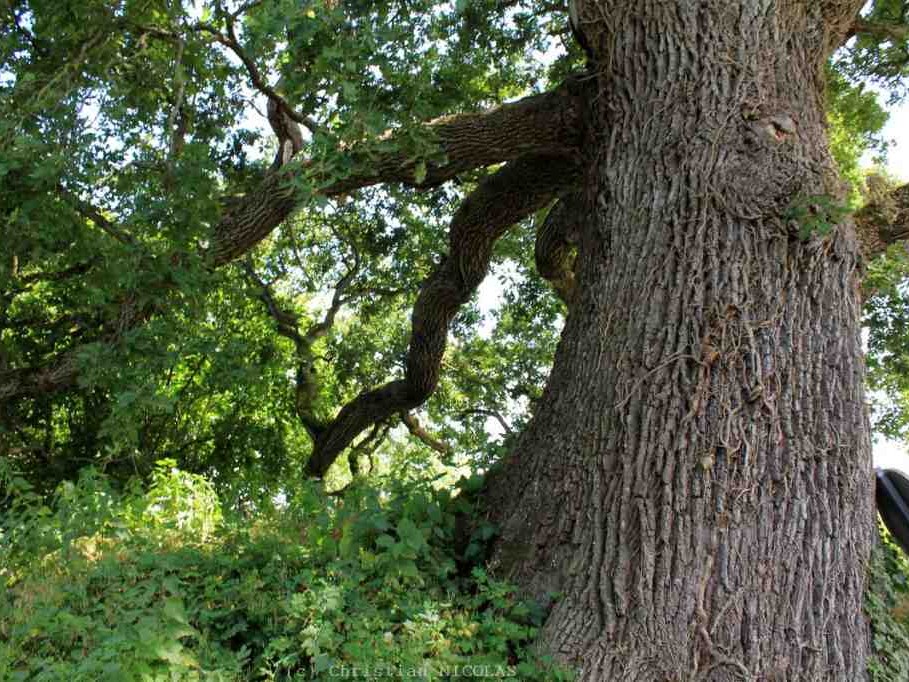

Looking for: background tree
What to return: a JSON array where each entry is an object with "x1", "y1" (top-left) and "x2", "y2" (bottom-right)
[{"x1": 4, "y1": 0, "x2": 909, "y2": 678}]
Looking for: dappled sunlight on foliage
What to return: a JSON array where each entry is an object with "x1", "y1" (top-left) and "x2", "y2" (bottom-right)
[
  {"x1": 0, "y1": 462, "x2": 573, "y2": 681},
  {"x1": 5, "y1": 0, "x2": 909, "y2": 676}
]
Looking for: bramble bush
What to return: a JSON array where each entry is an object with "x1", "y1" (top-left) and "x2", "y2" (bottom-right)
[
  {"x1": 868, "y1": 523, "x2": 909, "y2": 682},
  {"x1": 0, "y1": 460, "x2": 573, "y2": 681}
]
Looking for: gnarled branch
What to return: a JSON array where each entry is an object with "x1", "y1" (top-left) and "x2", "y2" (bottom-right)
[
  {"x1": 850, "y1": 17, "x2": 909, "y2": 44},
  {"x1": 535, "y1": 191, "x2": 584, "y2": 305},
  {"x1": 0, "y1": 77, "x2": 587, "y2": 405},
  {"x1": 0, "y1": 356, "x2": 80, "y2": 401},
  {"x1": 211, "y1": 77, "x2": 587, "y2": 265},
  {"x1": 854, "y1": 182, "x2": 909, "y2": 259},
  {"x1": 305, "y1": 152, "x2": 584, "y2": 478}
]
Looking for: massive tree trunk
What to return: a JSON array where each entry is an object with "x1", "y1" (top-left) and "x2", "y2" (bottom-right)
[
  {"x1": 9, "y1": 0, "x2": 905, "y2": 675},
  {"x1": 485, "y1": 2, "x2": 873, "y2": 679}
]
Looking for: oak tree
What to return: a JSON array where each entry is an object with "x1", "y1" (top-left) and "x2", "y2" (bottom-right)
[{"x1": 4, "y1": 0, "x2": 909, "y2": 678}]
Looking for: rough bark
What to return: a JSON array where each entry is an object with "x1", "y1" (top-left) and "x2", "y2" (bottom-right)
[
  {"x1": 536, "y1": 192, "x2": 584, "y2": 305},
  {"x1": 849, "y1": 17, "x2": 909, "y2": 44},
  {"x1": 1, "y1": 2, "x2": 891, "y2": 675},
  {"x1": 210, "y1": 79, "x2": 586, "y2": 265},
  {"x1": 485, "y1": 2, "x2": 873, "y2": 680}
]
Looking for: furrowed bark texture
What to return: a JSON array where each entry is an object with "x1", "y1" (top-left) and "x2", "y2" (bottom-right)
[
  {"x1": 485, "y1": 2, "x2": 873, "y2": 679},
  {"x1": 855, "y1": 181, "x2": 909, "y2": 258},
  {"x1": 536, "y1": 192, "x2": 584, "y2": 305}
]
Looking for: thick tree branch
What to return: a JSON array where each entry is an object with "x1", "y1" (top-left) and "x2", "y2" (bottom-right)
[
  {"x1": 535, "y1": 191, "x2": 583, "y2": 305},
  {"x1": 854, "y1": 183, "x2": 909, "y2": 259},
  {"x1": 0, "y1": 79, "x2": 586, "y2": 405},
  {"x1": 211, "y1": 78, "x2": 587, "y2": 265},
  {"x1": 850, "y1": 17, "x2": 909, "y2": 43},
  {"x1": 823, "y1": 2, "x2": 879, "y2": 48},
  {"x1": 305, "y1": 152, "x2": 583, "y2": 478},
  {"x1": 228, "y1": 0, "x2": 265, "y2": 21},
  {"x1": 0, "y1": 356, "x2": 80, "y2": 401}
]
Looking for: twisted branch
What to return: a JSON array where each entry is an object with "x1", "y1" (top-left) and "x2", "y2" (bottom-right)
[
  {"x1": 535, "y1": 191, "x2": 584, "y2": 305},
  {"x1": 854, "y1": 182, "x2": 909, "y2": 259},
  {"x1": 211, "y1": 78, "x2": 586, "y2": 265},
  {"x1": 305, "y1": 153, "x2": 583, "y2": 477},
  {"x1": 1, "y1": 76, "x2": 586, "y2": 405}
]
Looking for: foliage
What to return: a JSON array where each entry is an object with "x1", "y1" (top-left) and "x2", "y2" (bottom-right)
[
  {"x1": 863, "y1": 169, "x2": 909, "y2": 440},
  {"x1": 840, "y1": 0, "x2": 909, "y2": 100},
  {"x1": 0, "y1": 462, "x2": 573, "y2": 681},
  {"x1": 826, "y1": 65, "x2": 890, "y2": 203},
  {"x1": 785, "y1": 193, "x2": 852, "y2": 240},
  {"x1": 0, "y1": 0, "x2": 575, "y2": 495},
  {"x1": 868, "y1": 525, "x2": 909, "y2": 682},
  {"x1": 4, "y1": 0, "x2": 909, "y2": 678}
]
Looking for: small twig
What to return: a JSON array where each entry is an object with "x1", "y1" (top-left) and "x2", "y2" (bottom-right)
[
  {"x1": 130, "y1": 10, "x2": 320, "y2": 136},
  {"x1": 229, "y1": 0, "x2": 265, "y2": 20},
  {"x1": 58, "y1": 187, "x2": 136, "y2": 246},
  {"x1": 304, "y1": 237, "x2": 361, "y2": 342},
  {"x1": 241, "y1": 260, "x2": 307, "y2": 352},
  {"x1": 401, "y1": 411, "x2": 452, "y2": 454},
  {"x1": 458, "y1": 407, "x2": 513, "y2": 436},
  {"x1": 193, "y1": 20, "x2": 322, "y2": 135},
  {"x1": 17, "y1": 259, "x2": 97, "y2": 286}
]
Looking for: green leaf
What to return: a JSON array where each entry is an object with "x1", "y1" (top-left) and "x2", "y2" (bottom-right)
[
  {"x1": 414, "y1": 161, "x2": 428, "y2": 185},
  {"x1": 376, "y1": 533, "x2": 396, "y2": 549},
  {"x1": 163, "y1": 597, "x2": 188, "y2": 624},
  {"x1": 396, "y1": 517, "x2": 424, "y2": 552}
]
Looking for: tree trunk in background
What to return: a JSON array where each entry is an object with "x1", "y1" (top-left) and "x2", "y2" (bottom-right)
[{"x1": 486, "y1": 2, "x2": 873, "y2": 679}]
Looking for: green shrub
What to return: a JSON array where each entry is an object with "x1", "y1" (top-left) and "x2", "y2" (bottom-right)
[
  {"x1": 868, "y1": 524, "x2": 909, "y2": 682},
  {"x1": 0, "y1": 462, "x2": 573, "y2": 681}
]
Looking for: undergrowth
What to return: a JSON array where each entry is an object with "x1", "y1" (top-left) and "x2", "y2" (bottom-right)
[
  {"x1": 5, "y1": 459, "x2": 909, "y2": 680},
  {"x1": 0, "y1": 461, "x2": 573, "y2": 681},
  {"x1": 868, "y1": 523, "x2": 909, "y2": 681}
]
